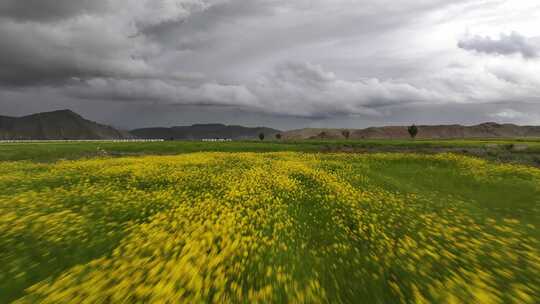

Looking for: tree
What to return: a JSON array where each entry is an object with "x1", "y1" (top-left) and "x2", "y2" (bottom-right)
[
  {"x1": 408, "y1": 124, "x2": 418, "y2": 139},
  {"x1": 275, "y1": 133, "x2": 282, "y2": 140},
  {"x1": 258, "y1": 133, "x2": 265, "y2": 141},
  {"x1": 341, "y1": 130, "x2": 350, "y2": 140}
]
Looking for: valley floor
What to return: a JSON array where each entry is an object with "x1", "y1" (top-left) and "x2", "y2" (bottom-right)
[{"x1": 1, "y1": 138, "x2": 540, "y2": 165}]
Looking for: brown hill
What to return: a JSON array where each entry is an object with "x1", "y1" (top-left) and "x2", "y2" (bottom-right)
[
  {"x1": 283, "y1": 123, "x2": 540, "y2": 140},
  {"x1": 0, "y1": 110, "x2": 130, "y2": 140}
]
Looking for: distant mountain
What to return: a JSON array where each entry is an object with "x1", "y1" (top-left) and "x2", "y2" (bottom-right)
[
  {"x1": 5, "y1": 110, "x2": 537, "y2": 141},
  {"x1": 0, "y1": 110, "x2": 130, "y2": 140},
  {"x1": 131, "y1": 124, "x2": 281, "y2": 140},
  {"x1": 283, "y1": 123, "x2": 540, "y2": 140}
]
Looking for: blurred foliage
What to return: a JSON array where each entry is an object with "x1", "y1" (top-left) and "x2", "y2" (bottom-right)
[{"x1": 1, "y1": 152, "x2": 539, "y2": 303}]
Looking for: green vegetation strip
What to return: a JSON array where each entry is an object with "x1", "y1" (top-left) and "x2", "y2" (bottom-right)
[{"x1": 1, "y1": 138, "x2": 540, "y2": 162}]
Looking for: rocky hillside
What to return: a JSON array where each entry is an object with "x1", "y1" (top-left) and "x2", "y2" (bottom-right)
[
  {"x1": 131, "y1": 124, "x2": 280, "y2": 140},
  {"x1": 0, "y1": 110, "x2": 129, "y2": 140},
  {"x1": 283, "y1": 123, "x2": 540, "y2": 140}
]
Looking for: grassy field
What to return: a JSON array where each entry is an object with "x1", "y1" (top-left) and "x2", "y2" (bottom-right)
[
  {"x1": 1, "y1": 138, "x2": 540, "y2": 163},
  {"x1": 1, "y1": 146, "x2": 539, "y2": 302}
]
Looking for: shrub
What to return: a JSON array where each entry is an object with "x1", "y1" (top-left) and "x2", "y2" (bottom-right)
[{"x1": 408, "y1": 125, "x2": 418, "y2": 139}]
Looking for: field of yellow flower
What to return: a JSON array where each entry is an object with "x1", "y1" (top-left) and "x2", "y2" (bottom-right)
[{"x1": 1, "y1": 152, "x2": 539, "y2": 303}]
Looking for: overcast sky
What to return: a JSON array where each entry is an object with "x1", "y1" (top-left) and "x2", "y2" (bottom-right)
[{"x1": 0, "y1": 0, "x2": 539, "y2": 130}]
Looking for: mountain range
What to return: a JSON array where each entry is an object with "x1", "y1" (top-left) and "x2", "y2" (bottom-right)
[
  {"x1": 283, "y1": 123, "x2": 540, "y2": 140},
  {"x1": 0, "y1": 110, "x2": 280, "y2": 140},
  {"x1": 0, "y1": 110, "x2": 130, "y2": 140},
  {"x1": 1, "y1": 110, "x2": 540, "y2": 140},
  {"x1": 131, "y1": 125, "x2": 280, "y2": 140}
]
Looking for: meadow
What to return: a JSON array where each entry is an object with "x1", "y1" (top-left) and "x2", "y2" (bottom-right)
[
  {"x1": 1, "y1": 138, "x2": 540, "y2": 163},
  {"x1": 1, "y1": 141, "x2": 539, "y2": 303}
]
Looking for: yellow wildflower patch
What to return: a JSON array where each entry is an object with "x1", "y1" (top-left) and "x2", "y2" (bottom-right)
[{"x1": 0, "y1": 152, "x2": 538, "y2": 303}]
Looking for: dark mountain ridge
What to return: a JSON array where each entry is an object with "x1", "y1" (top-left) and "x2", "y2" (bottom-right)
[
  {"x1": 0, "y1": 110, "x2": 129, "y2": 140},
  {"x1": 131, "y1": 124, "x2": 281, "y2": 140}
]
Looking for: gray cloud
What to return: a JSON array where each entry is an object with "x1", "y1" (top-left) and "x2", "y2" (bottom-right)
[
  {"x1": 458, "y1": 32, "x2": 539, "y2": 58},
  {"x1": 0, "y1": 0, "x2": 109, "y2": 22},
  {"x1": 0, "y1": 0, "x2": 471, "y2": 87},
  {"x1": 68, "y1": 61, "x2": 448, "y2": 118},
  {"x1": 0, "y1": 18, "x2": 154, "y2": 85},
  {"x1": 69, "y1": 78, "x2": 258, "y2": 108},
  {"x1": 249, "y1": 62, "x2": 445, "y2": 117},
  {"x1": 489, "y1": 109, "x2": 528, "y2": 120},
  {"x1": 0, "y1": 0, "x2": 539, "y2": 127},
  {"x1": 0, "y1": 0, "x2": 220, "y2": 86}
]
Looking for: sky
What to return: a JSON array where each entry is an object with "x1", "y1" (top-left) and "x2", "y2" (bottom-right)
[{"x1": 0, "y1": 0, "x2": 539, "y2": 130}]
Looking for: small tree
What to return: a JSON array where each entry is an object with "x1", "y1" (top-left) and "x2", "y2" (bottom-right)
[
  {"x1": 408, "y1": 124, "x2": 418, "y2": 139},
  {"x1": 259, "y1": 133, "x2": 265, "y2": 141},
  {"x1": 341, "y1": 130, "x2": 350, "y2": 140},
  {"x1": 275, "y1": 133, "x2": 282, "y2": 140}
]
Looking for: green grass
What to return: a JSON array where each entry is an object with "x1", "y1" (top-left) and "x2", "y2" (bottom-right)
[
  {"x1": 0, "y1": 141, "x2": 308, "y2": 162},
  {"x1": 1, "y1": 138, "x2": 540, "y2": 162}
]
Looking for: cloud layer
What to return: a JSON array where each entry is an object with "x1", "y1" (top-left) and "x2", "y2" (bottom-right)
[{"x1": 0, "y1": 0, "x2": 539, "y2": 127}]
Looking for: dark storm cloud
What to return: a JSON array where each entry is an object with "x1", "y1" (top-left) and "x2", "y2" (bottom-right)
[
  {"x1": 0, "y1": 0, "x2": 109, "y2": 22},
  {"x1": 0, "y1": 0, "x2": 219, "y2": 86},
  {"x1": 0, "y1": 18, "x2": 151, "y2": 86},
  {"x1": 458, "y1": 32, "x2": 539, "y2": 58}
]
